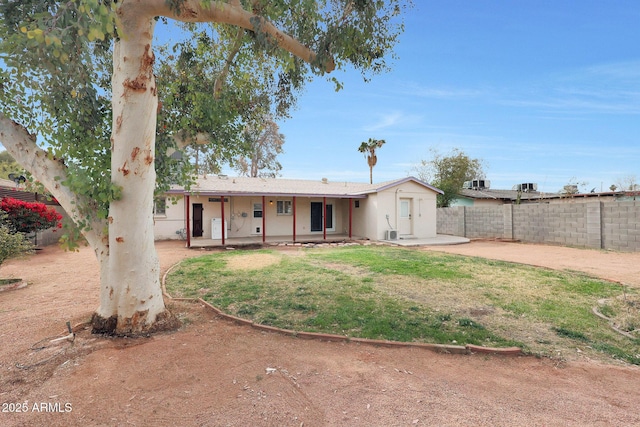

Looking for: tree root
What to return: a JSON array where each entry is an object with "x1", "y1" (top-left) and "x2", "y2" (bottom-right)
[{"x1": 91, "y1": 309, "x2": 181, "y2": 337}]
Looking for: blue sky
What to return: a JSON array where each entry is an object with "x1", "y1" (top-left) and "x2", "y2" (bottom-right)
[
  {"x1": 252, "y1": 1, "x2": 639, "y2": 193},
  {"x1": 2, "y1": 2, "x2": 637, "y2": 194}
]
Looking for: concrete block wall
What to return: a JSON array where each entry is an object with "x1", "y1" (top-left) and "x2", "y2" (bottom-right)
[
  {"x1": 465, "y1": 206, "x2": 504, "y2": 238},
  {"x1": 436, "y1": 207, "x2": 464, "y2": 236},
  {"x1": 513, "y1": 204, "x2": 548, "y2": 243},
  {"x1": 602, "y1": 201, "x2": 640, "y2": 251},
  {"x1": 437, "y1": 201, "x2": 639, "y2": 252}
]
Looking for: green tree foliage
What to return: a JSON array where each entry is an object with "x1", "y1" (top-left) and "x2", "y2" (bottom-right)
[
  {"x1": 0, "y1": 210, "x2": 33, "y2": 268},
  {"x1": 414, "y1": 148, "x2": 485, "y2": 207},
  {"x1": 0, "y1": 150, "x2": 24, "y2": 180},
  {"x1": 358, "y1": 138, "x2": 386, "y2": 184},
  {"x1": 0, "y1": 0, "x2": 412, "y2": 335}
]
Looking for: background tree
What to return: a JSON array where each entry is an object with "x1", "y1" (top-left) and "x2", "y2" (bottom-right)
[
  {"x1": 0, "y1": 150, "x2": 24, "y2": 180},
  {"x1": 616, "y1": 174, "x2": 639, "y2": 200},
  {"x1": 0, "y1": 0, "x2": 411, "y2": 335},
  {"x1": 560, "y1": 177, "x2": 587, "y2": 196},
  {"x1": 234, "y1": 115, "x2": 284, "y2": 178},
  {"x1": 616, "y1": 174, "x2": 638, "y2": 192},
  {"x1": 413, "y1": 148, "x2": 485, "y2": 207},
  {"x1": 358, "y1": 138, "x2": 386, "y2": 184}
]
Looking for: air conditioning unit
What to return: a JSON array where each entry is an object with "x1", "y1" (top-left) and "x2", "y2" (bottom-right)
[
  {"x1": 467, "y1": 179, "x2": 490, "y2": 190},
  {"x1": 386, "y1": 230, "x2": 398, "y2": 240},
  {"x1": 517, "y1": 183, "x2": 538, "y2": 192}
]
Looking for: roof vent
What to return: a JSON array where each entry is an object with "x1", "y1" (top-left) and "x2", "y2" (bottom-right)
[
  {"x1": 321, "y1": 177, "x2": 328, "y2": 184},
  {"x1": 218, "y1": 174, "x2": 228, "y2": 180}
]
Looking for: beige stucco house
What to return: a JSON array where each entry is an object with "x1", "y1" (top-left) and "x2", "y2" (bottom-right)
[{"x1": 154, "y1": 176, "x2": 443, "y2": 247}]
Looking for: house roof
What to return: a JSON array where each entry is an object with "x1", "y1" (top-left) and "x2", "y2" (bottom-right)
[
  {"x1": 0, "y1": 178, "x2": 38, "y2": 203},
  {"x1": 0, "y1": 178, "x2": 19, "y2": 188},
  {"x1": 457, "y1": 188, "x2": 557, "y2": 201},
  {"x1": 168, "y1": 175, "x2": 443, "y2": 198},
  {"x1": 458, "y1": 188, "x2": 628, "y2": 202}
]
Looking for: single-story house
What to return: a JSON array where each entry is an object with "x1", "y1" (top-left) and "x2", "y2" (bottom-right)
[{"x1": 154, "y1": 175, "x2": 443, "y2": 247}]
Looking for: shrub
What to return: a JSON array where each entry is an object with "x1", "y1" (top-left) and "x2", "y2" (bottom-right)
[
  {"x1": 0, "y1": 222, "x2": 33, "y2": 268},
  {"x1": 0, "y1": 197, "x2": 62, "y2": 234}
]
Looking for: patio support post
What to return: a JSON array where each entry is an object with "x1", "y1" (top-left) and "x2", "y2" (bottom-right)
[
  {"x1": 323, "y1": 196, "x2": 327, "y2": 240},
  {"x1": 262, "y1": 195, "x2": 266, "y2": 243},
  {"x1": 349, "y1": 198, "x2": 353, "y2": 238},
  {"x1": 221, "y1": 195, "x2": 225, "y2": 245},
  {"x1": 293, "y1": 196, "x2": 297, "y2": 242},
  {"x1": 186, "y1": 194, "x2": 191, "y2": 248}
]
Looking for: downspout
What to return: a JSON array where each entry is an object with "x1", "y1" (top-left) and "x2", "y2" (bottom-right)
[
  {"x1": 186, "y1": 194, "x2": 191, "y2": 248},
  {"x1": 395, "y1": 188, "x2": 401, "y2": 231},
  {"x1": 221, "y1": 195, "x2": 225, "y2": 245},
  {"x1": 323, "y1": 197, "x2": 327, "y2": 240},
  {"x1": 293, "y1": 196, "x2": 297, "y2": 242},
  {"x1": 349, "y1": 198, "x2": 353, "y2": 239}
]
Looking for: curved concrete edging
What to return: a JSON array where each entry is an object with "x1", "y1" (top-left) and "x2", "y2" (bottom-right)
[
  {"x1": 197, "y1": 297, "x2": 523, "y2": 357},
  {"x1": 162, "y1": 260, "x2": 523, "y2": 357},
  {"x1": 593, "y1": 297, "x2": 637, "y2": 340}
]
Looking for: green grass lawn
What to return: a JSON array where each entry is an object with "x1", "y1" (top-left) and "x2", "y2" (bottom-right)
[{"x1": 165, "y1": 245, "x2": 640, "y2": 365}]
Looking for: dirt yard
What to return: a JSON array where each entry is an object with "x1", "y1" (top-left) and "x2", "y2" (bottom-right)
[{"x1": 1, "y1": 240, "x2": 639, "y2": 427}]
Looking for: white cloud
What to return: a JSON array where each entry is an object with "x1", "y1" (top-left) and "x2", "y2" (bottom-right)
[{"x1": 362, "y1": 111, "x2": 423, "y2": 132}]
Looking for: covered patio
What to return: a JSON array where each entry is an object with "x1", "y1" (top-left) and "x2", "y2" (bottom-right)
[{"x1": 187, "y1": 233, "x2": 363, "y2": 248}]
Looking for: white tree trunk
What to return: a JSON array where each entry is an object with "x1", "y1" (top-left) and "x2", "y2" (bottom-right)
[
  {"x1": 91, "y1": 11, "x2": 169, "y2": 335},
  {"x1": 0, "y1": 115, "x2": 112, "y2": 329},
  {"x1": 3, "y1": 0, "x2": 329, "y2": 336}
]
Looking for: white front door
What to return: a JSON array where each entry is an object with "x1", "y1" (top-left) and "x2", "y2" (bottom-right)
[
  {"x1": 251, "y1": 200, "x2": 263, "y2": 235},
  {"x1": 399, "y1": 198, "x2": 412, "y2": 236}
]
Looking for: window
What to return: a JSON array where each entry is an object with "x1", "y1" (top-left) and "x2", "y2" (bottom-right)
[
  {"x1": 153, "y1": 198, "x2": 167, "y2": 216},
  {"x1": 277, "y1": 200, "x2": 292, "y2": 215},
  {"x1": 400, "y1": 200, "x2": 410, "y2": 218},
  {"x1": 253, "y1": 203, "x2": 263, "y2": 218}
]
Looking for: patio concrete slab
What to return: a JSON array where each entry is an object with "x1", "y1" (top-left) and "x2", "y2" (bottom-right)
[{"x1": 380, "y1": 234, "x2": 470, "y2": 247}]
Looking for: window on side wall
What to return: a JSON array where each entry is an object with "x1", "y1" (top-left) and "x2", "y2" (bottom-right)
[
  {"x1": 154, "y1": 198, "x2": 167, "y2": 216},
  {"x1": 277, "y1": 200, "x2": 292, "y2": 215}
]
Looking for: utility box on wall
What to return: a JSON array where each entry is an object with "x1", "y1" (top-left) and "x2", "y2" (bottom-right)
[{"x1": 211, "y1": 218, "x2": 227, "y2": 239}]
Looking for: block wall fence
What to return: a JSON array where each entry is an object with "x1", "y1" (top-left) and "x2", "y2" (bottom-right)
[{"x1": 437, "y1": 201, "x2": 640, "y2": 252}]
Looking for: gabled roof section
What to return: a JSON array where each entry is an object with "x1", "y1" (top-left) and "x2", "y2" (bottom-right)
[
  {"x1": 167, "y1": 175, "x2": 443, "y2": 198},
  {"x1": 355, "y1": 176, "x2": 444, "y2": 195}
]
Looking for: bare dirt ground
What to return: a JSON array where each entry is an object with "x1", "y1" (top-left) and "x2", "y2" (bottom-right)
[{"x1": 1, "y1": 240, "x2": 639, "y2": 427}]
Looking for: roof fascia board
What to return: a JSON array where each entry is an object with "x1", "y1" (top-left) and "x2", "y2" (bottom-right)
[{"x1": 179, "y1": 190, "x2": 368, "y2": 199}]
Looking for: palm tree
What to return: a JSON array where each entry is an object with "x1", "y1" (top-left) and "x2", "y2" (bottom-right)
[{"x1": 358, "y1": 138, "x2": 386, "y2": 184}]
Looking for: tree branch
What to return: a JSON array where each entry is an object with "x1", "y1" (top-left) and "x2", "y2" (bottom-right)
[
  {"x1": 120, "y1": 0, "x2": 335, "y2": 71},
  {"x1": 214, "y1": 26, "x2": 245, "y2": 98},
  {"x1": 0, "y1": 114, "x2": 107, "y2": 251}
]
